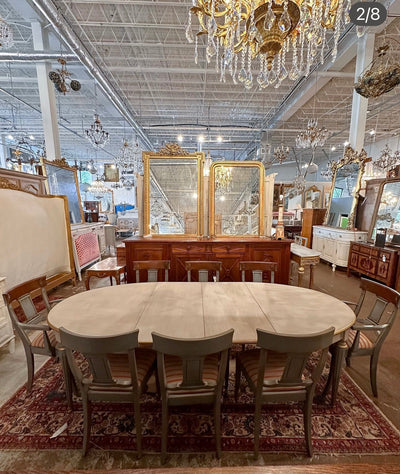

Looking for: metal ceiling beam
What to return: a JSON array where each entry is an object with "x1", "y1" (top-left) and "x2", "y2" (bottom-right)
[
  {"x1": 30, "y1": 0, "x2": 153, "y2": 149},
  {"x1": 0, "y1": 52, "x2": 77, "y2": 62}
]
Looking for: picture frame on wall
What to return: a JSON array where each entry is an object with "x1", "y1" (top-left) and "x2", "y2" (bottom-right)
[{"x1": 104, "y1": 164, "x2": 119, "y2": 182}]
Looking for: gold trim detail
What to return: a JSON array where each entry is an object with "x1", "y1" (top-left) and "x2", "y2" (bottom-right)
[
  {"x1": 156, "y1": 143, "x2": 189, "y2": 156},
  {"x1": 51, "y1": 158, "x2": 74, "y2": 169},
  {"x1": 325, "y1": 146, "x2": 370, "y2": 230},
  {"x1": 0, "y1": 177, "x2": 20, "y2": 191},
  {"x1": 209, "y1": 161, "x2": 265, "y2": 238},
  {"x1": 142, "y1": 151, "x2": 204, "y2": 237}
]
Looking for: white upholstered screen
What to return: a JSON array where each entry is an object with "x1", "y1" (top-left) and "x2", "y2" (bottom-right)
[{"x1": 0, "y1": 188, "x2": 73, "y2": 291}]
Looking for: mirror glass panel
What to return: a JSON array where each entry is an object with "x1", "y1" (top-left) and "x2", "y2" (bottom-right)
[
  {"x1": 325, "y1": 148, "x2": 367, "y2": 229},
  {"x1": 210, "y1": 162, "x2": 264, "y2": 236},
  {"x1": 370, "y1": 180, "x2": 400, "y2": 243},
  {"x1": 143, "y1": 151, "x2": 203, "y2": 236}
]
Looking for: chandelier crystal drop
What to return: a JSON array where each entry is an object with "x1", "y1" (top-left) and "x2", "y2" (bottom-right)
[
  {"x1": 215, "y1": 165, "x2": 233, "y2": 194},
  {"x1": 296, "y1": 119, "x2": 329, "y2": 149},
  {"x1": 88, "y1": 175, "x2": 109, "y2": 199},
  {"x1": 85, "y1": 114, "x2": 110, "y2": 149},
  {"x1": 273, "y1": 144, "x2": 290, "y2": 163},
  {"x1": 187, "y1": 0, "x2": 351, "y2": 89},
  {"x1": 114, "y1": 137, "x2": 143, "y2": 176},
  {"x1": 0, "y1": 17, "x2": 13, "y2": 49},
  {"x1": 374, "y1": 145, "x2": 400, "y2": 172}
]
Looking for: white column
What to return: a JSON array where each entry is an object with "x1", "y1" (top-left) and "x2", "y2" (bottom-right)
[
  {"x1": 31, "y1": 22, "x2": 61, "y2": 161},
  {"x1": 349, "y1": 33, "x2": 375, "y2": 152}
]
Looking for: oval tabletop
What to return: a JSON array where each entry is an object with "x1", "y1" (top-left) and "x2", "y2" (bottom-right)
[{"x1": 47, "y1": 282, "x2": 356, "y2": 344}]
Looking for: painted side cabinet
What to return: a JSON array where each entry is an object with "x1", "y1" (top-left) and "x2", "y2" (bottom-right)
[
  {"x1": 312, "y1": 225, "x2": 367, "y2": 271},
  {"x1": 0, "y1": 277, "x2": 15, "y2": 353}
]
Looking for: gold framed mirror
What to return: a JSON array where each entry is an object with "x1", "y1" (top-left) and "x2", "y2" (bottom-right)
[
  {"x1": 143, "y1": 145, "x2": 204, "y2": 236},
  {"x1": 325, "y1": 147, "x2": 368, "y2": 230},
  {"x1": 303, "y1": 185, "x2": 322, "y2": 209},
  {"x1": 41, "y1": 158, "x2": 84, "y2": 224},
  {"x1": 209, "y1": 161, "x2": 264, "y2": 237},
  {"x1": 369, "y1": 178, "x2": 400, "y2": 244}
]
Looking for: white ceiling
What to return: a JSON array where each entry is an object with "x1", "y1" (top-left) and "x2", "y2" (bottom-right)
[{"x1": 0, "y1": 0, "x2": 400, "y2": 179}]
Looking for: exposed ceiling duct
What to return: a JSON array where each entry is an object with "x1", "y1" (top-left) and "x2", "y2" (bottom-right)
[
  {"x1": 0, "y1": 52, "x2": 77, "y2": 62},
  {"x1": 30, "y1": 0, "x2": 153, "y2": 150}
]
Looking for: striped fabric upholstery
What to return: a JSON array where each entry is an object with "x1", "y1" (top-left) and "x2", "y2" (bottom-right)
[
  {"x1": 164, "y1": 353, "x2": 219, "y2": 394},
  {"x1": 239, "y1": 349, "x2": 304, "y2": 392},
  {"x1": 108, "y1": 349, "x2": 155, "y2": 385},
  {"x1": 345, "y1": 329, "x2": 374, "y2": 350},
  {"x1": 31, "y1": 330, "x2": 58, "y2": 348}
]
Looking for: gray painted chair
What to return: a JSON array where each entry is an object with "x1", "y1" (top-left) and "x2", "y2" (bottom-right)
[
  {"x1": 133, "y1": 260, "x2": 170, "y2": 282},
  {"x1": 2, "y1": 276, "x2": 71, "y2": 399},
  {"x1": 235, "y1": 327, "x2": 334, "y2": 458},
  {"x1": 152, "y1": 328, "x2": 234, "y2": 463},
  {"x1": 239, "y1": 261, "x2": 278, "y2": 283},
  {"x1": 185, "y1": 260, "x2": 222, "y2": 282},
  {"x1": 345, "y1": 277, "x2": 400, "y2": 397},
  {"x1": 59, "y1": 327, "x2": 156, "y2": 456}
]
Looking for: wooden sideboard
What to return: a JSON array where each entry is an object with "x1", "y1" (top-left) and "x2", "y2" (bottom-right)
[
  {"x1": 123, "y1": 237, "x2": 291, "y2": 283},
  {"x1": 347, "y1": 242, "x2": 399, "y2": 289}
]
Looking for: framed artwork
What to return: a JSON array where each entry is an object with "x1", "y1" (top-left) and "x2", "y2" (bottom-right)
[
  {"x1": 41, "y1": 158, "x2": 84, "y2": 224},
  {"x1": 104, "y1": 163, "x2": 119, "y2": 182}
]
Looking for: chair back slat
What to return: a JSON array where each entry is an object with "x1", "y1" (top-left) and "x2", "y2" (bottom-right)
[
  {"x1": 133, "y1": 260, "x2": 170, "y2": 282},
  {"x1": 153, "y1": 329, "x2": 233, "y2": 390},
  {"x1": 369, "y1": 297, "x2": 389, "y2": 324},
  {"x1": 185, "y1": 261, "x2": 222, "y2": 282},
  {"x1": 240, "y1": 261, "x2": 277, "y2": 283}
]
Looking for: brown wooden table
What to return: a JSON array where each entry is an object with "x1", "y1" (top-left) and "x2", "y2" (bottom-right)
[{"x1": 85, "y1": 257, "x2": 126, "y2": 290}]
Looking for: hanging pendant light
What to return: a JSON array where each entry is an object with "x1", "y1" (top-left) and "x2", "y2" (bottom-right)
[
  {"x1": 85, "y1": 114, "x2": 109, "y2": 149},
  {"x1": 0, "y1": 16, "x2": 13, "y2": 49}
]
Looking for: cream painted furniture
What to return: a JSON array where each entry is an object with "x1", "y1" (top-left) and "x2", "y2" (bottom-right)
[
  {"x1": 290, "y1": 243, "x2": 321, "y2": 289},
  {"x1": 312, "y1": 225, "x2": 367, "y2": 271},
  {"x1": 48, "y1": 282, "x2": 355, "y2": 404},
  {"x1": 0, "y1": 277, "x2": 15, "y2": 353}
]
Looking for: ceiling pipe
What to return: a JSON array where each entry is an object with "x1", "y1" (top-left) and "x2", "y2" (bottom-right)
[
  {"x1": 0, "y1": 52, "x2": 77, "y2": 62},
  {"x1": 30, "y1": 0, "x2": 153, "y2": 150}
]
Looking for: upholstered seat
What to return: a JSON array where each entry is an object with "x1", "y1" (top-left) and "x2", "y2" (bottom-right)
[
  {"x1": 60, "y1": 328, "x2": 156, "y2": 456},
  {"x1": 235, "y1": 327, "x2": 334, "y2": 458},
  {"x1": 345, "y1": 278, "x2": 400, "y2": 397},
  {"x1": 152, "y1": 329, "x2": 233, "y2": 463}
]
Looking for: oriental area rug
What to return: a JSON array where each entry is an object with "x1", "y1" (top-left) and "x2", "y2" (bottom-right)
[{"x1": 0, "y1": 358, "x2": 399, "y2": 455}]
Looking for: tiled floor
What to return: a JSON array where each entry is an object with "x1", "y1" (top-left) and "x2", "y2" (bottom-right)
[{"x1": 0, "y1": 261, "x2": 399, "y2": 471}]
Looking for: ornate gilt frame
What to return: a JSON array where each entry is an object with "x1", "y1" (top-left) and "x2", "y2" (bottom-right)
[
  {"x1": 143, "y1": 145, "x2": 204, "y2": 237},
  {"x1": 303, "y1": 184, "x2": 322, "y2": 208},
  {"x1": 209, "y1": 161, "x2": 265, "y2": 237},
  {"x1": 41, "y1": 158, "x2": 84, "y2": 224},
  {"x1": 324, "y1": 146, "x2": 369, "y2": 230},
  {"x1": 368, "y1": 178, "x2": 400, "y2": 242}
]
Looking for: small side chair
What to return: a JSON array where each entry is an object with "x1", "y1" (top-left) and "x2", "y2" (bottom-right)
[
  {"x1": 344, "y1": 277, "x2": 400, "y2": 397},
  {"x1": 133, "y1": 260, "x2": 170, "y2": 282},
  {"x1": 235, "y1": 327, "x2": 334, "y2": 458},
  {"x1": 60, "y1": 327, "x2": 156, "y2": 456},
  {"x1": 2, "y1": 276, "x2": 69, "y2": 395},
  {"x1": 185, "y1": 260, "x2": 222, "y2": 282},
  {"x1": 239, "y1": 261, "x2": 277, "y2": 283},
  {"x1": 152, "y1": 328, "x2": 234, "y2": 463}
]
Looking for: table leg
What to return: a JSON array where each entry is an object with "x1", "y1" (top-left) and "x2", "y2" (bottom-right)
[
  {"x1": 319, "y1": 340, "x2": 347, "y2": 406},
  {"x1": 309, "y1": 264, "x2": 315, "y2": 289},
  {"x1": 116, "y1": 272, "x2": 121, "y2": 285},
  {"x1": 297, "y1": 265, "x2": 304, "y2": 287},
  {"x1": 85, "y1": 275, "x2": 91, "y2": 291}
]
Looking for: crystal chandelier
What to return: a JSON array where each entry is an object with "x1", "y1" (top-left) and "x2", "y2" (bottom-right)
[
  {"x1": 0, "y1": 16, "x2": 13, "y2": 49},
  {"x1": 215, "y1": 165, "x2": 233, "y2": 194},
  {"x1": 88, "y1": 175, "x2": 109, "y2": 199},
  {"x1": 273, "y1": 144, "x2": 290, "y2": 163},
  {"x1": 296, "y1": 119, "x2": 329, "y2": 149},
  {"x1": 85, "y1": 114, "x2": 109, "y2": 149},
  {"x1": 114, "y1": 137, "x2": 143, "y2": 176},
  {"x1": 355, "y1": 44, "x2": 400, "y2": 99},
  {"x1": 48, "y1": 58, "x2": 81, "y2": 95},
  {"x1": 292, "y1": 173, "x2": 306, "y2": 194},
  {"x1": 320, "y1": 159, "x2": 335, "y2": 179},
  {"x1": 374, "y1": 145, "x2": 400, "y2": 172},
  {"x1": 186, "y1": 0, "x2": 350, "y2": 89}
]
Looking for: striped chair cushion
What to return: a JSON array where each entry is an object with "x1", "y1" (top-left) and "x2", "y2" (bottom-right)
[
  {"x1": 345, "y1": 329, "x2": 374, "y2": 350},
  {"x1": 31, "y1": 330, "x2": 58, "y2": 348},
  {"x1": 163, "y1": 354, "x2": 219, "y2": 394},
  {"x1": 238, "y1": 349, "x2": 304, "y2": 392},
  {"x1": 108, "y1": 349, "x2": 155, "y2": 385}
]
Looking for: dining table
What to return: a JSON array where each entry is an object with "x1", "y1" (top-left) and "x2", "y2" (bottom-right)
[{"x1": 48, "y1": 281, "x2": 356, "y2": 404}]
